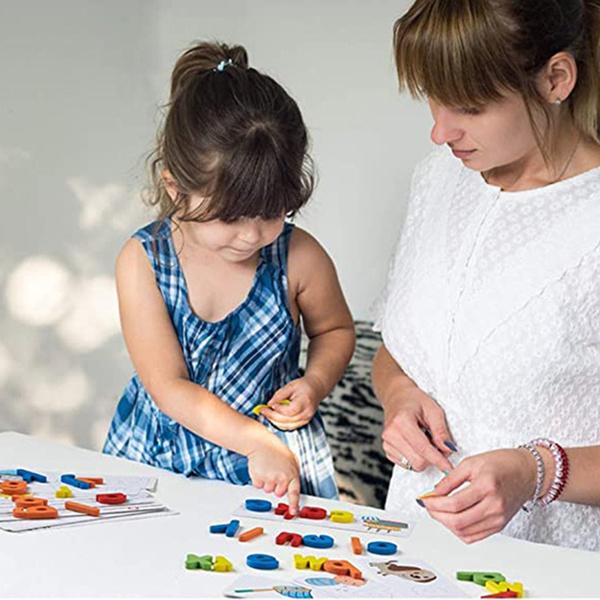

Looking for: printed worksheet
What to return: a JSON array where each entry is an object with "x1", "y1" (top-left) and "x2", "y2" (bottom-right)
[
  {"x1": 0, "y1": 469, "x2": 176, "y2": 532},
  {"x1": 233, "y1": 501, "x2": 413, "y2": 539}
]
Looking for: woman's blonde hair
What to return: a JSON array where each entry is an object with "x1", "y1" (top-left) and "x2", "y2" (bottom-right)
[{"x1": 393, "y1": 0, "x2": 600, "y2": 151}]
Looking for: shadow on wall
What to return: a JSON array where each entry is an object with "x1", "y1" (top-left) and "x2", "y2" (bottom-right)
[{"x1": 0, "y1": 155, "x2": 149, "y2": 450}]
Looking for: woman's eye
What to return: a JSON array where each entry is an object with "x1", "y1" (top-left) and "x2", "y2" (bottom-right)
[{"x1": 459, "y1": 107, "x2": 481, "y2": 115}]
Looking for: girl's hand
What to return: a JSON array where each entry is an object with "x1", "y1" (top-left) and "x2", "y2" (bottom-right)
[
  {"x1": 382, "y1": 385, "x2": 455, "y2": 473},
  {"x1": 419, "y1": 448, "x2": 537, "y2": 544},
  {"x1": 260, "y1": 375, "x2": 324, "y2": 431},
  {"x1": 247, "y1": 436, "x2": 301, "y2": 515}
]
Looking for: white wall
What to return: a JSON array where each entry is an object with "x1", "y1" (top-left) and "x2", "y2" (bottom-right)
[
  {"x1": 153, "y1": 0, "x2": 434, "y2": 318},
  {"x1": 0, "y1": 0, "x2": 433, "y2": 449}
]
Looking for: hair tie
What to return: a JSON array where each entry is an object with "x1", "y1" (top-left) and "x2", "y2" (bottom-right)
[{"x1": 215, "y1": 58, "x2": 233, "y2": 72}]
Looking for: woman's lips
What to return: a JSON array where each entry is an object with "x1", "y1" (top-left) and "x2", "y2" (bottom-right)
[{"x1": 451, "y1": 148, "x2": 476, "y2": 159}]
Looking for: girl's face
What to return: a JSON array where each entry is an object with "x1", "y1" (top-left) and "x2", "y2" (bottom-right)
[
  {"x1": 428, "y1": 91, "x2": 541, "y2": 173},
  {"x1": 164, "y1": 174, "x2": 286, "y2": 262},
  {"x1": 187, "y1": 208, "x2": 285, "y2": 263}
]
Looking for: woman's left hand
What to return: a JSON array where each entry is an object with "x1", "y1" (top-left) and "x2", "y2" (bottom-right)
[
  {"x1": 260, "y1": 375, "x2": 325, "y2": 431},
  {"x1": 419, "y1": 448, "x2": 537, "y2": 543}
]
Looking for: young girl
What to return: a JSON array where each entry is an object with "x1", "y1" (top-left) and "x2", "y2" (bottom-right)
[{"x1": 103, "y1": 41, "x2": 355, "y2": 514}]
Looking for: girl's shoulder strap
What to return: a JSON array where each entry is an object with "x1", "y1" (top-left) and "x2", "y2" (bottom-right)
[
  {"x1": 131, "y1": 219, "x2": 176, "y2": 273},
  {"x1": 261, "y1": 221, "x2": 295, "y2": 273}
]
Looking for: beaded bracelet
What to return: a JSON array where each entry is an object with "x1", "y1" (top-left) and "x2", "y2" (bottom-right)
[
  {"x1": 530, "y1": 438, "x2": 570, "y2": 506},
  {"x1": 518, "y1": 442, "x2": 545, "y2": 512}
]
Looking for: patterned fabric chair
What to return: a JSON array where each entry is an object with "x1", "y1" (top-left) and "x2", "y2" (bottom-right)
[{"x1": 302, "y1": 321, "x2": 392, "y2": 508}]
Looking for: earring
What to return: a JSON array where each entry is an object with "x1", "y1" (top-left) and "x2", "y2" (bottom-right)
[{"x1": 554, "y1": 98, "x2": 562, "y2": 105}]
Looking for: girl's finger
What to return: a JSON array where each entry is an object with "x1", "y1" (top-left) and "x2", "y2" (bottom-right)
[
  {"x1": 267, "y1": 400, "x2": 298, "y2": 416},
  {"x1": 270, "y1": 383, "x2": 296, "y2": 404},
  {"x1": 262, "y1": 480, "x2": 276, "y2": 494},
  {"x1": 260, "y1": 406, "x2": 299, "y2": 421},
  {"x1": 287, "y1": 477, "x2": 301, "y2": 516},
  {"x1": 266, "y1": 419, "x2": 309, "y2": 431},
  {"x1": 274, "y1": 477, "x2": 288, "y2": 497}
]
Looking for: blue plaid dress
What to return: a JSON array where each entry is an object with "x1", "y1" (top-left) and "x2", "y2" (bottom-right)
[{"x1": 103, "y1": 219, "x2": 338, "y2": 498}]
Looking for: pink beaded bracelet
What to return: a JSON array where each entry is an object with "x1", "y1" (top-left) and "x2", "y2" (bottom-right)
[{"x1": 530, "y1": 438, "x2": 570, "y2": 506}]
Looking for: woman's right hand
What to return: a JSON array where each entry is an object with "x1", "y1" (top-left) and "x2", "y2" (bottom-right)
[
  {"x1": 246, "y1": 436, "x2": 301, "y2": 515},
  {"x1": 382, "y1": 384, "x2": 455, "y2": 473}
]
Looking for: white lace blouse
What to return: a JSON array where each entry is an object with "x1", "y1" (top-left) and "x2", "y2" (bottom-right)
[{"x1": 377, "y1": 146, "x2": 600, "y2": 551}]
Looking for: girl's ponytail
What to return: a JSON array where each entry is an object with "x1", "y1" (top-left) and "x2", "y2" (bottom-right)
[
  {"x1": 169, "y1": 42, "x2": 249, "y2": 99},
  {"x1": 145, "y1": 39, "x2": 313, "y2": 227}
]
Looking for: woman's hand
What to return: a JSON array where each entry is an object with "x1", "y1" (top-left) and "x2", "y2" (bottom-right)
[
  {"x1": 246, "y1": 435, "x2": 301, "y2": 515},
  {"x1": 382, "y1": 384, "x2": 455, "y2": 473},
  {"x1": 419, "y1": 448, "x2": 538, "y2": 543},
  {"x1": 260, "y1": 375, "x2": 324, "y2": 431}
]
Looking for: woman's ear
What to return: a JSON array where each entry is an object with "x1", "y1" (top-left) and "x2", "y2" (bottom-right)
[
  {"x1": 538, "y1": 51, "x2": 578, "y2": 104},
  {"x1": 161, "y1": 169, "x2": 179, "y2": 201}
]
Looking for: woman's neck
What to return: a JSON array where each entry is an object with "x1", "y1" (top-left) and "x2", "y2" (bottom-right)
[{"x1": 483, "y1": 125, "x2": 600, "y2": 192}]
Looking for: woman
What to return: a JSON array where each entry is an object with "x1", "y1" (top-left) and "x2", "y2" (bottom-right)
[{"x1": 373, "y1": 0, "x2": 600, "y2": 551}]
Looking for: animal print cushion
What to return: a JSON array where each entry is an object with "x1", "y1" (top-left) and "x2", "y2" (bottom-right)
[{"x1": 301, "y1": 321, "x2": 392, "y2": 508}]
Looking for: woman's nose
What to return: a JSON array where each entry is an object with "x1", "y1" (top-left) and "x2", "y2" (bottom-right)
[{"x1": 430, "y1": 108, "x2": 463, "y2": 146}]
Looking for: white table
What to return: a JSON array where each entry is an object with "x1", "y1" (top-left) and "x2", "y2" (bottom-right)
[{"x1": 0, "y1": 432, "x2": 598, "y2": 597}]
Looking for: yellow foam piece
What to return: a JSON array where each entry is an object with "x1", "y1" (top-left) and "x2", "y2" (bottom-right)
[
  {"x1": 252, "y1": 399, "x2": 292, "y2": 416},
  {"x1": 213, "y1": 555, "x2": 233, "y2": 572},
  {"x1": 55, "y1": 485, "x2": 73, "y2": 498},
  {"x1": 294, "y1": 554, "x2": 329, "y2": 571},
  {"x1": 417, "y1": 491, "x2": 438, "y2": 500},
  {"x1": 330, "y1": 510, "x2": 354, "y2": 523},
  {"x1": 485, "y1": 581, "x2": 524, "y2": 597}
]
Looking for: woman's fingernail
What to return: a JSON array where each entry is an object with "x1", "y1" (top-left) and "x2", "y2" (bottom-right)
[
  {"x1": 444, "y1": 440, "x2": 458, "y2": 452},
  {"x1": 416, "y1": 498, "x2": 425, "y2": 508}
]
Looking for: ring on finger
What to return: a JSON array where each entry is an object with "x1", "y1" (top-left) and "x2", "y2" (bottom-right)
[{"x1": 397, "y1": 454, "x2": 413, "y2": 471}]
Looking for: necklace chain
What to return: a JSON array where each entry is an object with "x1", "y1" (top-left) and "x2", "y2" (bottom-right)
[{"x1": 552, "y1": 134, "x2": 581, "y2": 184}]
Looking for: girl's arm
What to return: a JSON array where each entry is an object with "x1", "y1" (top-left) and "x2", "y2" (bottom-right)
[
  {"x1": 262, "y1": 228, "x2": 354, "y2": 429},
  {"x1": 116, "y1": 238, "x2": 301, "y2": 510},
  {"x1": 289, "y1": 228, "x2": 355, "y2": 397}
]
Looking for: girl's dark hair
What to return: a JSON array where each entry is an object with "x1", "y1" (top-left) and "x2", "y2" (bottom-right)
[
  {"x1": 393, "y1": 0, "x2": 600, "y2": 152},
  {"x1": 146, "y1": 41, "x2": 314, "y2": 223}
]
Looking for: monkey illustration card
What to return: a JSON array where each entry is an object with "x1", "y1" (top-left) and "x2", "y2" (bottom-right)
[{"x1": 357, "y1": 557, "x2": 467, "y2": 597}]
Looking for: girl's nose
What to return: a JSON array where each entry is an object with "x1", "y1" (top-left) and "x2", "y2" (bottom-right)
[{"x1": 238, "y1": 221, "x2": 261, "y2": 245}]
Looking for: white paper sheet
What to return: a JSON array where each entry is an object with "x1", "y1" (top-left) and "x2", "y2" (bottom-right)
[{"x1": 0, "y1": 469, "x2": 176, "y2": 532}]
